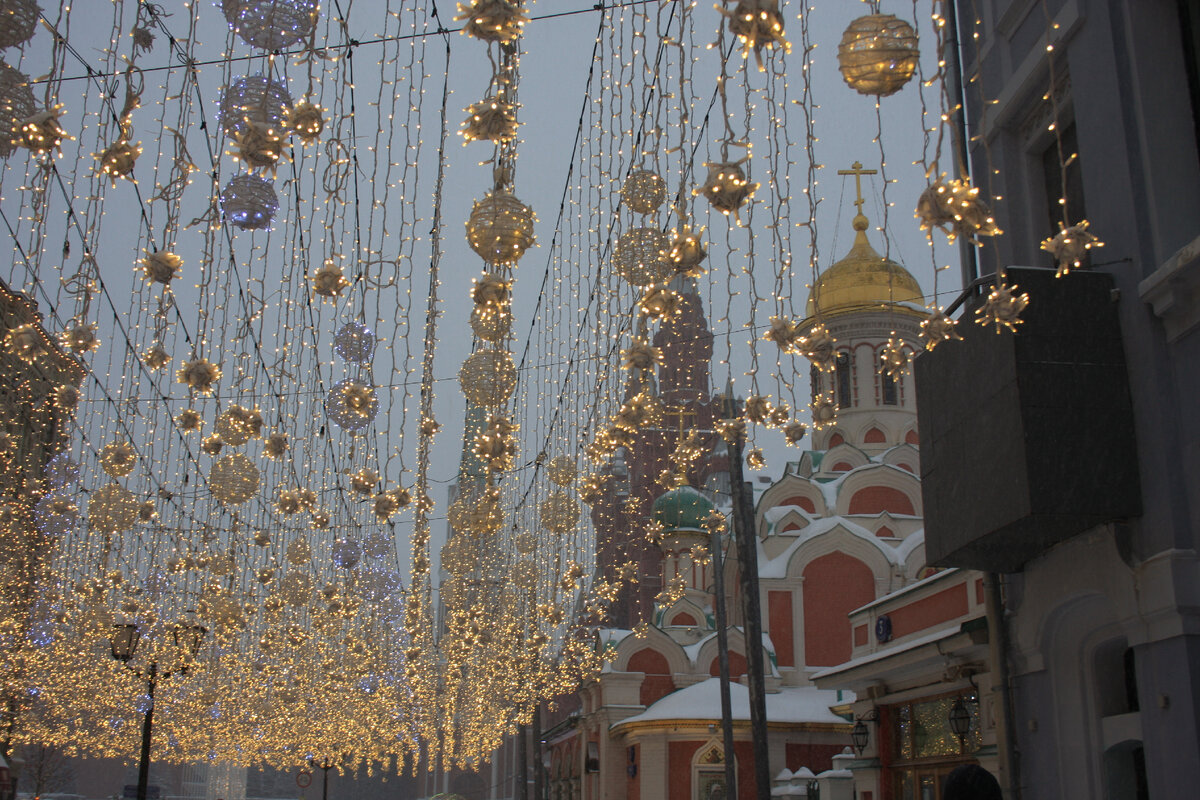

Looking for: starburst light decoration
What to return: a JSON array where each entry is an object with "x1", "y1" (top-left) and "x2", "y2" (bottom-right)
[
  {"x1": 811, "y1": 394, "x2": 838, "y2": 430},
  {"x1": 916, "y1": 175, "x2": 1002, "y2": 244},
  {"x1": 1041, "y1": 220, "x2": 1104, "y2": 276},
  {"x1": 176, "y1": 358, "x2": 222, "y2": 394},
  {"x1": 230, "y1": 121, "x2": 286, "y2": 174},
  {"x1": 59, "y1": 323, "x2": 100, "y2": 354},
  {"x1": 837, "y1": 14, "x2": 920, "y2": 97},
  {"x1": 99, "y1": 442, "x2": 137, "y2": 477},
  {"x1": 15, "y1": 105, "x2": 72, "y2": 155},
  {"x1": 718, "y1": 0, "x2": 791, "y2": 70},
  {"x1": 139, "y1": 250, "x2": 183, "y2": 286},
  {"x1": 97, "y1": 139, "x2": 142, "y2": 183},
  {"x1": 666, "y1": 224, "x2": 707, "y2": 276},
  {"x1": 921, "y1": 311, "x2": 961, "y2": 350},
  {"x1": 879, "y1": 338, "x2": 910, "y2": 381},
  {"x1": 461, "y1": 96, "x2": 518, "y2": 144},
  {"x1": 975, "y1": 283, "x2": 1031, "y2": 333},
  {"x1": 325, "y1": 379, "x2": 380, "y2": 432},
  {"x1": 287, "y1": 101, "x2": 325, "y2": 142},
  {"x1": 215, "y1": 405, "x2": 263, "y2": 445},
  {"x1": 312, "y1": 261, "x2": 351, "y2": 299},
  {"x1": 454, "y1": 0, "x2": 526, "y2": 43},
  {"x1": 695, "y1": 160, "x2": 758, "y2": 222}
]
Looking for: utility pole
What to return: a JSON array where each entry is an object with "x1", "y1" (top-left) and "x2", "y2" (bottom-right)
[
  {"x1": 709, "y1": 522, "x2": 738, "y2": 798},
  {"x1": 723, "y1": 393, "x2": 771, "y2": 800}
]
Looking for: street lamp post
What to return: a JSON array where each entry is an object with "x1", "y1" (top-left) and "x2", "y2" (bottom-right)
[{"x1": 110, "y1": 623, "x2": 206, "y2": 800}]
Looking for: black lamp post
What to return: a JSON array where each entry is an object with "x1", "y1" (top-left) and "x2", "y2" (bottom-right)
[
  {"x1": 110, "y1": 623, "x2": 207, "y2": 800},
  {"x1": 948, "y1": 696, "x2": 973, "y2": 749}
]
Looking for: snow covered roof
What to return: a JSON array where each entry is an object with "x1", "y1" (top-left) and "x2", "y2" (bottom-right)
[{"x1": 611, "y1": 678, "x2": 848, "y2": 730}]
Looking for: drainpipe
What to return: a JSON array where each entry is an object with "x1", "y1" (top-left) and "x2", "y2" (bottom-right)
[{"x1": 984, "y1": 572, "x2": 1021, "y2": 799}]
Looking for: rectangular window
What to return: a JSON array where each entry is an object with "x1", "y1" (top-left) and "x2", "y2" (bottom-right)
[
  {"x1": 836, "y1": 354, "x2": 852, "y2": 409},
  {"x1": 882, "y1": 372, "x2": 898, "y2": 406},
  {"x1": 1041, "y1": 121, "x2": 1087, "y2": 239}
]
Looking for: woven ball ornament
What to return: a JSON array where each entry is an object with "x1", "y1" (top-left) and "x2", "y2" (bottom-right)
[
  {"x1": 286, "y1": 536, "x2": 312, "y2": 565},
  {"x1": 87, "y1": 483, "x2": 139, "y2": 534},
  {"x1": 514, "y1": 531, "x2": 536, "y2": 554},
  {"x1": 325, "y1": 379, "x2": 379, "y2": 432},
  {"x1": 459, "y1": 348, "x2": 518, "y2": 406},
  {"x1": 34, "y1": 493, "x2": 78, "y2": 537},
  {"x1": 45, "y1": 452, "x2": 80, "y2": 487},
  {"x1": 221, "y1": 174, "x2": 279, "y2": 231},
  {"x1": 837, "y1": 14, "x2": 919, "y2": 97},
  {"x1": 98, "y1": 139, "x2": 141, "y2": 183},
  {"x1": 215, "y1": 405, "x2": 262, "y2": 445},
  {"x1": 220, "y1": 0, "x2": 318, "y2": 51},
  {"x1": 99, "y1": 442, "x2": 137, "y2": 477},
  {"x1": 218, "y1": 75, "x2": 292, "y2": 139},
  {"x1": 546, "y1": 455, "x2": 576, "y2": 486},
  {"x1": 469, "y1": 306, "x2": 512, "y2": 342},
  {"x1": 209, "y1": 453, "x2": 260, "y2": 505},
  {"x1": 0, "y1": 0, "x2": 39, "y2": 49},
  {"x1": 467, "y1": 190, "x2": 535, "y2": 264},
  {"x1": 539, "y1": 490, "x2": 580, "y2": 534},
  {"x1": 332, "y1": 537, "x2": 362, "y2": 569},
  {"x1": 513, "y1": 558, "x2": 537, "y2": 589},
  {"x1": 0, "y1": 61, "x2": 33, "y2": 159},
  {"x1": 362, "y1": 531, "x2": 390, "y2": 560},
  {"x1": 613, "y1": 227, "x2": 672, "y2": 287},
  {"x1": 333, "y1": 321, "x2": 376, "y2": 363},
  {"x1": 621, "y1": 169, "x2": 667, "y2": 215},
  {"x1": 280, "y1": 570, "x2": 312, "y2": 606}
]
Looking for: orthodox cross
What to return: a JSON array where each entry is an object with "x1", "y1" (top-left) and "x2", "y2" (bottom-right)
[
  {"x1": 664, "y1": 404, "x2": 697, "y2": 484},
  {"x1": 838, "y1": 161, "x2": 878, "y2": 216}
]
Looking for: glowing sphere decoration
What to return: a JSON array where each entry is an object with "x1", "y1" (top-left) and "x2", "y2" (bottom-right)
[
  {"x1": 221, "y1": 174, "x2": 279, "y2": 231},
  {"x1": 0, "y1": 1, "x2": 39, "y2": 50},
  {"x1": 513, "y1": 558, "x2": 537, "y2": 589},
  {"x1": 218, "y1": 75, "x2": 293, "y2": 139},
  {"x1": 466, "y1": 189, "x2": 536, "y2": 265},
  {"x1": 546, "y1": 455, "x2": 577, "y2": 486},
  {"x1": 332, "y1": 537, "x2": 361, "y2": 569},
  {"x1": 514, "y1": 531, "x2": 536, "y2": 554},
  {"x1": 620, "y1": 169, "x2": 667, "y2": 215},
  {"x1": 539, "y1": 490, "x2": 580, "y2": 534},
  {"x1": 837, "y1": 14, "x2": 920, "y2": 97},
  {"x1": 0, "y1": 61, "x2": 36, "y2": 159},
  {"x1": 86, "y1": 482, "x2": 139, "y2": 534},
  {"x1": 325, "y1": 379, "x2": 380, "y2": 432},
  {"x1": 362, "y1": 530, "x2": 391, "y2": 560},
  {"x1": 220, "y1": 0, "x2": 319, "y2": 51},
  {"x1": 280, "y1": 570, "x2": 313, "y2": 606},
  {"x1": 45, "y1": 452, "x2": 80, "y2": 488},
  {"x1": 613, "y1": 227, "x2": 672, "y2": 286},
  {"x1": 34, "y1": 493, "x2": 78, "y2": 537},
  {"x1": 469, "y1": 306, "x2": 512, "y2": 342},
  {"x1": 458, "y1": 348, "x2": 518, "y2": 407},
  {"x1": 209, "y1": 453, "x2": 260, "y2": 505},
  {"x1": 333, "y1": 321, "x2": 376, "y2": 363}
]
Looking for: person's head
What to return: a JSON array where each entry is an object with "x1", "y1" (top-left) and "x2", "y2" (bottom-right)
[{"x1": 943, "y1": 764, "x2": 1002, "y2": 800}]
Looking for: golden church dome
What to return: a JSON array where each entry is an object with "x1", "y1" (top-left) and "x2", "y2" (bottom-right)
[{"x1": 805, "y1": 212, "x2": 924, "y2": 319}]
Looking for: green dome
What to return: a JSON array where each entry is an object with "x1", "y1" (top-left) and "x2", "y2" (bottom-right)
[{"x1": 652, "y1": 485, "x2": 716, "y2": 531}]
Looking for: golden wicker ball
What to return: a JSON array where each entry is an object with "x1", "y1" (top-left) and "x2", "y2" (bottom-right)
[
  {"x1": 87, "y1": 483, "x2": 138, "y2": 534},
  {"x1": 209, "y1": 453, "x2": 260, "y2": 505},
  {"x1": 459, "y1": 348, "x2": 518, "y2": 406},
  {"x1": 837, "y1": 14, "x2": 919, "y2": 97},
  {"x1": 539, "y1": 490, "x2": 580, "y2": 534},
  {"x1": 467, "y1": 190, "x2": 535, "y2": 265},
  {"x1": 546, "y1": 455, "x2": 577, "y2": 486},
  {"x1": 621, "y1": 169, "x2": 667, "y2": 215},
  {"x1": 613, "y1": 227, "x2": 671, "y2": 287}
]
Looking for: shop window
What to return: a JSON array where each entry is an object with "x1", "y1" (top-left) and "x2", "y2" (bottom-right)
[{"x1": 888, "y1": 693, "x2": 984, "y2": 799}]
